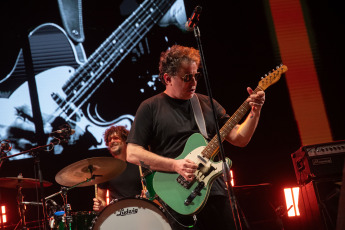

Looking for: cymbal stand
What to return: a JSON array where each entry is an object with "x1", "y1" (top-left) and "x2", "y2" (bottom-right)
[
  {"x1": 45, "y1": 176, "x2": 96, "y2": 229},
  {"x1": 59, "y1": 187, "x2": 72, "y2": 230},
  {"x1": 16, "y1": 185, "x2": 27, "y2": 230},
  {"x1": 45, "y1": 175, "x2": 97, "y2": 200}
]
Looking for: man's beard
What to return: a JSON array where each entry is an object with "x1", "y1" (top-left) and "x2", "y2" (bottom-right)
[{"x1": 109, "y1": 144, "x2": 122, "y2": 156}]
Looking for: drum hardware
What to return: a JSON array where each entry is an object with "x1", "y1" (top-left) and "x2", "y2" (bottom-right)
[
  {"x1": 45, "y1": 187, "x2": 75, "y2": 229},
  {"x1": 43, "y1": 156, "x2": 126, "y2": 229},
  {"x1": 45, "y1": 177, "x2": 96, "y2": 230},
  {"x1": 0, "y1": 174, "x2": 52, "y2": 230},
  {"x1": 1, "y1": 124, "x2": 73, "y2": 230},
  {"x1": 17, "y1": 181, "x2": 27, "y2": 230}
]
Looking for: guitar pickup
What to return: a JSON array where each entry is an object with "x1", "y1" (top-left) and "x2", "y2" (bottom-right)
[
  {"x1": 184, "y1": 182, "x2": 204, "y2": 206},
  {"x1": 197, "y1": 154, "x2": 207, "y2": 164}
]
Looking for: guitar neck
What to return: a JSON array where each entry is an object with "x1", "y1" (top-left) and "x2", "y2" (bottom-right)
[
  {"x1": 84, "y1": 0, "x2": 174, "y2": 74},
  {"x1": 62, "y1": 0, "x2": 174, "y2": 109},
  {"x1": 202, "y1": 87, "x2": 263, "y2": 159}
]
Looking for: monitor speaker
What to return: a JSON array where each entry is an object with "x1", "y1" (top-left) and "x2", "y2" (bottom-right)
[{"x1": 299, "y1": 178, "x2": 341, "y2": 230}]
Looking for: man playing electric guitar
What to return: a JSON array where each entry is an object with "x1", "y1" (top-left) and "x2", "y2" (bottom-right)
[{"x1": 126, "y1": 45, "x2": 266, "y2": 229}]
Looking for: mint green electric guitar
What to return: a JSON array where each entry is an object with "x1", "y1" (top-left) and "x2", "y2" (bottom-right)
[{"x1": 149, "y1": 65, "x2": 287, "y2": 215}]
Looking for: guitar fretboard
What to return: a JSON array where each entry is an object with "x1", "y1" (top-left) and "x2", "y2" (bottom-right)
[
  {"x1": 200, "y1": 64, "x2": 287, "y2": 159},
  {"x1": 60, "y1": 0, "x2": 175, "y2": 120},
  {"x1": 201, "y1": 87, "x2": 262, "y2": 159}
]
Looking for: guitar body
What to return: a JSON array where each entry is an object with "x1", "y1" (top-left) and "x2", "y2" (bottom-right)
[
  {"x1": 0, "y1": 23, "x2": 82, "y2": 150},
  {"x1": 152, "y1": 133, "x2": 232, "y2": 215}
]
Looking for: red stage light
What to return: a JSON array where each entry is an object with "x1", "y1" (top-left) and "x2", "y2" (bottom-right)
[
  {"x1": 284, "y1": 187, "x2": 300, "y2": 217},
  {"x1": 1, "y1": 205, "x2": 7, "y2": 224},
  {"x1": 106, "y1": 189, "x2": 110, "y2": 205},
  {"x1": 230, "y1": 170, "x2": 234, "y2": 186}
]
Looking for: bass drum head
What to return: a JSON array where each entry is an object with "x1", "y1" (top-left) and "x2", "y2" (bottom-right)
[{"x1": 92, "y1": 197, "x2": 172, "y2": 230}]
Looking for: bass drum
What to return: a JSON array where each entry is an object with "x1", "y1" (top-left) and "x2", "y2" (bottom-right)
[{"x1": 91, "y1": 197, "x2": 172, "y2": 230}]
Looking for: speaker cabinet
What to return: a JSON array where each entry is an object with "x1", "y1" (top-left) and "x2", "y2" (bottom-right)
[{"x1": 299, "y1": 178, "x2": 341, "y2": 230}]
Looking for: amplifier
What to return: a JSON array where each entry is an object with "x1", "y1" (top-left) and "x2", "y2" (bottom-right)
[{"x1": 291, "y1": 140, "x2": 345, "y2": 185}]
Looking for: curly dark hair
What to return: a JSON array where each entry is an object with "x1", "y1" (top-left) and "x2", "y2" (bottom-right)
[
  {"x1": 158, "y1": 45, "x2": 200, "y2": 85},
  {"x1": 104, "y1": 126, "x2": 129, "y2": 147}
]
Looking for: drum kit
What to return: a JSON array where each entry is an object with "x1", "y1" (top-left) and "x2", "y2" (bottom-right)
[{"x1": 0, "y1": 157, "x2": 172, "y2": 230}]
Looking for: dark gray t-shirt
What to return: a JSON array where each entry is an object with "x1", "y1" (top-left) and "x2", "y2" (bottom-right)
[
  {"x1": 127, "y1": 92, "x2": 231, "y2": 196},
  {"x1": 98, "y1": 162, "x2": 142, "y2": 200}
]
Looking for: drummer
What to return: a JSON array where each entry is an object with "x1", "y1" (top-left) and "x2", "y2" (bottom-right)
[{"x1": 93, "y1": 126, "x2": 142, "y2": 212}]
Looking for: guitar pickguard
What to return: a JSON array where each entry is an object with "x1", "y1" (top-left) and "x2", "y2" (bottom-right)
[{"x1": 152, "y1": 133, "x2": 232, "y2": 215}]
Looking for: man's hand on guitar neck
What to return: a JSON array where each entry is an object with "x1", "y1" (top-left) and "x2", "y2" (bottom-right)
[
  {"x1": 173, "y1": 159, "x2": 198, "y2": 182},
  {"x1": 246, "y1": 87, "x2": 265, "y2": 115}
]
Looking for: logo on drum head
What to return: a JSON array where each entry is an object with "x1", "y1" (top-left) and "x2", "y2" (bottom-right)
[{"x1": 116, "y1": 208, "x2": 139, "y2": 216}]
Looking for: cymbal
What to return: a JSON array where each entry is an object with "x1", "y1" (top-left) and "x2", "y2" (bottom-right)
[
  {"x1": 55, "y1": 157, "x2": 126, "y2": 187},
  {"x1": 0, "y1": 177, "x2": 53, "y2": 189}
]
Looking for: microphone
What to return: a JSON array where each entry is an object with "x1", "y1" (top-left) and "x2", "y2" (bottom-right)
[
  {"x1": 49, "y1": 128, "x2": 75, "y2": 136},
  {"x1": 185, "y1": 6, "x2": 202, "y2": 31},
  {"x1": 0, "y1": 141, "x2": 12, "y2": 152}
]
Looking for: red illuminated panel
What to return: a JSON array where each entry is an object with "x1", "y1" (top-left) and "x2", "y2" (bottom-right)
[
  {"x1": 230, "y1": 170, "x2": 234, "y2": 186},
  {"x1": 106, "y1": 189, "x2": 110, "y2": 205},
  {"x1": 269, "y1": 0, "x2": 332, "y2": 145},
  {"x1": 1, "y1": 205, "x2": 7, "y2": 224},
  {"x1": 284, "y1": 187, "x2": 300, "y2": 216}
]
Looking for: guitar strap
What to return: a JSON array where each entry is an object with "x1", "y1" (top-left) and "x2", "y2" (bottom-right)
[
  {"x1": 57, "y1": 0, "x2": 85, "y2": 43},
  {"x1": 190, "y1": 94, "x2": 209, "y2": 139}
]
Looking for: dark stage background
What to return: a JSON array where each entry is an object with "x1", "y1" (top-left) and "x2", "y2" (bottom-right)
[{"x1": 0, "y1": 0, "x2": 344, "y2": 229}]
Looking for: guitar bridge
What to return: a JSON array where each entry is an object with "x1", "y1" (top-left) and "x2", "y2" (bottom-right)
[
  {"x1": 176, "y1": 175, "x2": 195, "y2": 189},
  {"x1": 51, "y1": 93, "x2": 80, "y2": 121},
  {"x1": 184, "y1": 181, "x2": 205, "y2": 206}
]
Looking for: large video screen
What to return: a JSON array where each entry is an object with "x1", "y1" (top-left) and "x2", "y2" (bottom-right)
[{"x1": 0, "y1": 0, "x2": 190, "y2": 160}]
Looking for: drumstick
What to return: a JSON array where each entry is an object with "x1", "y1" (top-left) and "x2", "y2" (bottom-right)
[
  {"x1": 138, "y1": 166, "x2": 147, "y2": 195},
  {"x1": 95, "y1": 184, "x2": 98, "y2": 199}
]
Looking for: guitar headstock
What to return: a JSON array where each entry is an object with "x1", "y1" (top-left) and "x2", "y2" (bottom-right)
[{"x1": 258, "y1": 64, "x2": 288, "y2": 90}]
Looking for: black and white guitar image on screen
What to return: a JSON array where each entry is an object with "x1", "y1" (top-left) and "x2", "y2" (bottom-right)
[{"x1": 0, "y1": 0, "x2": 187, "y2": 159}]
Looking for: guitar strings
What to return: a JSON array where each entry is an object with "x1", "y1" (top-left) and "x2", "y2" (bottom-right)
[{"x1": 58, "y1": 0, "x2": 173, "y2": 122}]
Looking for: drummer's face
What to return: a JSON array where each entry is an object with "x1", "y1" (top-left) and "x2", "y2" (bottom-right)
[{"x1": 108, "y1": 133, "x2": 125, "y2": 157}]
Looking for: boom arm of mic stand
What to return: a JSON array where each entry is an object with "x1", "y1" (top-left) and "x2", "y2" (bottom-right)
[{"x1": 193, "y1": 25, "x2": 242, "y2": 230}]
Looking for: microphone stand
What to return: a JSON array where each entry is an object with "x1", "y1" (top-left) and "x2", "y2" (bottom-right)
[{"x1": 193, "y1": 25, "x2": 242, "y2": 230}]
